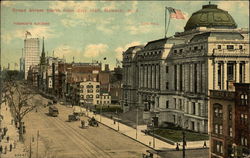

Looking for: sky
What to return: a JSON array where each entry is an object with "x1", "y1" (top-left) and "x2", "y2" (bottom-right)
[{"x1": 1, "y1": 0, "x2": 249, "y2": 70}]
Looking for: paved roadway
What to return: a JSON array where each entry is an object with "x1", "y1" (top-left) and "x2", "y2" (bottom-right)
[{"x1": 23, "y1": 95, "x2": 149, "y2": 158}]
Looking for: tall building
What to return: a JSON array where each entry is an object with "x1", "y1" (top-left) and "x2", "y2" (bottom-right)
[
  {"x1": 122, "y1": 3, "x2": 249, "y2": 133},
  {"x1": 24, "y1": 37, "x2": 40, "y2": 79},
  {"x1": 234, "y1": 83, "x2": 250, "y2": 157},
  {"x1": 209, "y1": 83, "x2": 250, "y2": 158},
  {"x1": 19, "y1": 49, "x2": 25, "y2": 79}
]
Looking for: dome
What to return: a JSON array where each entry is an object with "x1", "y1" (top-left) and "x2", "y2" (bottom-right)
[{"x1": 184, "y1": 4, "x2": 237, "y2": 31}]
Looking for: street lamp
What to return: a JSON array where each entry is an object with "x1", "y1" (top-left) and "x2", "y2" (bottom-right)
[
  {"x1": 144, "y1": 99, "x2": 156, "y2": 148},
  {"x1": 182, "y1": 120, "x2": 188, "y2": 158},
  {"x1": 136, "y1": 106, "x2": 138, "y2": 139}
]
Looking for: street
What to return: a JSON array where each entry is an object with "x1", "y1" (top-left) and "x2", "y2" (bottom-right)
[{"x1": 23, "y1": 94, "x2": 149, "y2": 158}]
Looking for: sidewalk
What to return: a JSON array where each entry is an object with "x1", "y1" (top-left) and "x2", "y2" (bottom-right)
[
  {"x1": 0, "y1": 102, "x2": 28, "y2": 158},
  {"x1": 84, "y1": 108, "x2": 209, "y2": 151}
]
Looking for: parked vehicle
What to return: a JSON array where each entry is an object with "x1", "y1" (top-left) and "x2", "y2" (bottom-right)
[
  {"x1": 68, "y1": 114, "x2": 80, "y2": 122},
  {"x1": 49, "y1": 106, "x2": 59, "y2": 117},
  {"x1": 81, "y1": 120, "x2": 88, "y2": 128},
  {"x1": 73, "y1": 106, "x2": 84, "y2": 116}
]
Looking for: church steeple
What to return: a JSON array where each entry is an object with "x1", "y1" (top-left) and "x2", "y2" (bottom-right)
[{"x1": 40, "y1": 37, "x2": 46, "y2": 65}]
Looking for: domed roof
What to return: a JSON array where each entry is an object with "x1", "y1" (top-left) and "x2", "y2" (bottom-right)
[{"x1": 184, "y1": 4, "x2": 237, "y2": 31}]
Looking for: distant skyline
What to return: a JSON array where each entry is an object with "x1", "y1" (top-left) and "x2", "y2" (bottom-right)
[{"x1": 1, "y1": 0, "x2": 249, "y2": 70}]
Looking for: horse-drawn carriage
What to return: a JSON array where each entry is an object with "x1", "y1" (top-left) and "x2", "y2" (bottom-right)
[{"x1": 88, "y1": 117, "x2": 99, "y2": 127}]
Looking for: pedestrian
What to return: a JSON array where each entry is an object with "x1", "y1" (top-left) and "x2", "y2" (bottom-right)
[
  {"x1": 113, "y1": 120, "x2": 116, "y2": 124},
  {"x1": 14, "y1": 141, "x2": 16, "y2": 149},
  {"x1": 9, "y1": 144, "x2": 12, "y2": 151},
  {"x1": 176, "y1": 143, "x2": 179, "y2": 151},
  {"x1": 0, "y1": 145, "x2": 2, "y2": 153},
  {"x1": 11, "y1": 119, "x2": 14, "y2": 125},
  {"x1": 4, "y1": 146, "x2": 7, "y2": 154},
  {"x1": 6, "y1": 136, "x2": 9, "y2": 142},
  {"x1": 149, "y1": 141, "x2": 151, "y2": 146},
  {"x1": 203, "y1": 141, "x2": 207, "y2": 148}
]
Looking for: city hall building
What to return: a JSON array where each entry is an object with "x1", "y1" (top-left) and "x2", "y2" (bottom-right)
[{"x1": 122, "y1": 3, "x2": 249, "y2": 133}]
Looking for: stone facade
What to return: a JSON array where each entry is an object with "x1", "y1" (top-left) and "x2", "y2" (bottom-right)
[{"x1": 122, "y1": 4, "x2": 250, "y2": 133}]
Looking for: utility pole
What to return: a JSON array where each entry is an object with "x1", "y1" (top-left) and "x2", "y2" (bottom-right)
[
  {"x1": 100, "y1": 104, "x2": 102, "y2": 122},
  {"x1": 36, "y1": 130, "x2": 39, "y2": 158},
  {"x1": 136, "y1": 106, "x2": 138, "y2": 139},
  {"x1": 29, "y1": 137, "x2": 32, "y2": 158},
  {"x1": 151, "y1": 101, "x2": 156, "y2": 149}
]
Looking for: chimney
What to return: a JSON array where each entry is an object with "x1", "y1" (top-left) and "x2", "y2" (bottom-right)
[{"x1": 105, "y1": 64, "x2": 109, "y2": 71}]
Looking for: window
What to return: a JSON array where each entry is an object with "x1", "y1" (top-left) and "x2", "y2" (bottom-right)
[
  {"x1": 241, "y1": 136, "x2": 248, "y2": 146},
  {"x1": 87, "y1": 89, "x2": 93, "y2": 93},
  {"x1": 96, "y1": 85, "x2": 100, "y2": 88},
  {"x1": 218, "y1": 63, "x2": 222, "y2": 89},
  {"x1": 219, "y1": 125, "x2": 223, "y2": 135},
  {"x1": 214, "y1": 104, "x2": 223, "y2": 118},
  {"x1": 214, "y1": 124, "x2": 218, "y2": 134},
  {"x1": 227, "y1": 63, "x2": 234, "y2": 81},
  {"x1": 217, "y1": 45, "x2": 222, "y2": 49},
  {"x1": 87, "y1": 85, "x2": 93, "y2": 88},
  {"x1": 166, "y1": 82, "x2": 169, "y2": 89},
  {"x1": 229, "y1": 127, "x2": 232, "y2": 137},
  {"x1": 200, "y1": 46, "x2": 203, "y2": 49},
  {"x1": 214, "y1": 140, "x2": 223, "y2": 154},
  {"x1": 239, "y1": 45, "x2": 243, "y2": 49},
  {"x1": 166, "y1": 101, "x2": 169, "y2": 109},
  {"x1": 240, "y1": 94, "x2": 248, "y2": 106},
  {"x1": 165, "y1": 66, "x2": 169, "y2": 73},
  {"x1": 229, "y1": 108, "x2": 232, "y2": 120},
  {"x1": 179, "y1": 49, "x2": 183, "y2": 53},
  {"x1": 191, "y1": 121, "x2": 195, "y2": 130},
  {"x1": 173, "y1": 115, "x2": 176, "y2": 123},
  {"x1": 179, "y1": 99, "x2": 182, "y2": 110},
  {"x1": 96, "y1": 95, "x2": 99, "y2": 98},
  {"x1": 174, "y1": 98, "x2": 176, "y2": 109},
  {"x1": 227, "y1": 45, "x2": 234, "y2": 49},
  {"x1": 194, "y1": 46, "x2": 198, "y2": 50},
  {"x1": 97, "y1": 100, "x2": 99, "y2": 104},
  {"x1": 174, "y1": 50, "x2": 177, "y2": 53},
  {"x1": 192, "y1": 102, "x2": 196, "y2": 115}
]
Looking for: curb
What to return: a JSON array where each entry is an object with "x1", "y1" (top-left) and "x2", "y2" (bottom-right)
[{"x1": 86, "y1": 113, "x2": 156, "y2": 151}]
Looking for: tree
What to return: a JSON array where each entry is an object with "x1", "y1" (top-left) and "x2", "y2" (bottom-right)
[{"x1": 3, "y1": 81, "x2": 36, "y2": 142}]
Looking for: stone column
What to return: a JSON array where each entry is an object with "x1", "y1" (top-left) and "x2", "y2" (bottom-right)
[
  {"x1": 152, "y1": 64, "x2": 155, "y2": 89},
  {"x1": 223, "y1": 61, "x2": 228, "y2": 90},
  {"x1": 245, "y1": 61, "x2": 249, "y2": 83},
  {"x1": 235, "y1": 61, "x2": 240, "y2": 83},
  {"x1": 148, "y1": 64, "x2": 151, "y2": 89},
  {"x1": 155, "y1": 64, "x2": 159, "y2": 89},
  {"x1": 190, "y1": 64, "x2": 193, "y2": 92},
  {"x1": 144, "y1": 64, "x2": 147, "y2": 88},
  {"x1": 158, "y1": 64, "x2": 161, "y2": 91},
  {"x1": 197, "y1": 63, "x2": 201, "y2": 93},
  {"x1": 176, "y1": 64, "x2": 179, "y2": 91}
]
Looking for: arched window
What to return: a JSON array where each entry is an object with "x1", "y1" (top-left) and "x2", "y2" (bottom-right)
[{"x1": 213, "y1": 103, "x2": 223, "y2": 118}]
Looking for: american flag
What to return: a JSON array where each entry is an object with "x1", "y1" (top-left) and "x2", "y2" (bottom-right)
[{"x1": 167, "y1": 7, "x2": 185, "y2": 19}]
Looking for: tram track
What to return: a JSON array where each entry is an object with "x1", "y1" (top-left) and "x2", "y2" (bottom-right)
[{"x1": 38, "y1": 107, "x2": 113, "y2": 158}]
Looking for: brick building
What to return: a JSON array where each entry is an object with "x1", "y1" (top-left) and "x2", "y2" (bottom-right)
[{"x1": 209, "y1": 83, "x2": 250, "y2": 158}]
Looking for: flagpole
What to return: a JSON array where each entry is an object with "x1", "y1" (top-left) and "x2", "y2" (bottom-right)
[
  {"x1": 165, "y1": 7, "x2": 167, "y2": 38},
  {"x1": 165, "y1": 8, "x2": 171, "y2": 38}
]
